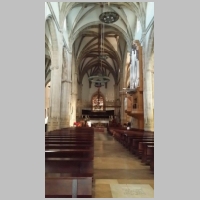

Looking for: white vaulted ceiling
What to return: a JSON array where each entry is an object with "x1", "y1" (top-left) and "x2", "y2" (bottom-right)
[{"x1": 46, "y1": 2, "x2": 149, "y2": 86}]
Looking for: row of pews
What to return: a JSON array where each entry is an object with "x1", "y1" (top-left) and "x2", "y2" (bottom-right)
[
  {"x1": 45, "y1": 127, "x2": 94, "y2": 198},
  {"x1": 108, "y1": 127, "x2": 154, "y2": 172}
]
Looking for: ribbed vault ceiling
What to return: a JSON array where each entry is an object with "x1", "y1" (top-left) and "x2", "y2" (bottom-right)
[
  {"x1": 64, "y1": 2, "x2": 146, "y2": 85},
  {"x1": 46, "y1": 2, "x2": 147, "y2": 86}
]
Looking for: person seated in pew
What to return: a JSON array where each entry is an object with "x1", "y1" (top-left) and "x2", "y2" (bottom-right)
[
  {"x1": 127, "y1": 122, "x2": 131, "y2": 130},
  {"x1": 123, "y1": 123, "x2": 127, "y2": 127}
]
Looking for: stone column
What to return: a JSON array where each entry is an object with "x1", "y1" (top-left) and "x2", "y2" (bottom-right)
[
  {"x1": 60, "y1": 47, "x2": 72, "y2": 128},
  {"x1": 47, "y1": 43, "x2": 63, "y2": 131},
  {"x1": 120, "y1": 92, "x2": 127, "y2": 125},
  {"x1": 114, "y1": 84, "x2": 118, "y2": 116},
  {"x1": 119, "y1": 47, "x2": 129, "y2": 125},
  {"x1": 143, "y1": 52, "x2": 154, "y2": 131},
  {"x1": 76, "y1": 83, "x2": 83, "y2": 121},
  {"x1": 70, "y1": 53, "x2": 77, "y2": 126},
  {"x1": 77, "y1": 83, "x2": 82, "y2": 100}
]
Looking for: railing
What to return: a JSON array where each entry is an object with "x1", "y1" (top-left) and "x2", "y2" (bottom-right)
[
  {"x1": 90, "y1": 118, "x2": 109, "y2": 121},
  {"x1": 80, "y1": 100, "x2": 118, "y2": 108}
]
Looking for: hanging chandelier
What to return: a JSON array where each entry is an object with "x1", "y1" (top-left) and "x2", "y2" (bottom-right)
[
  {"x1": 97, "y1": 55, "x2": 108, "y2": 60},
  {"x1": 97, "y1": 10, "x2": 108, "y2": 61},
  {"x1": 99, "y1": 12, "x2": 119, "y2": 24},
  {"x1": 88, "y1": 6, "x2": 110, "y2": 87},
  {"x1": 88, "y1": 73, "x2": 110, "y2": 84}
]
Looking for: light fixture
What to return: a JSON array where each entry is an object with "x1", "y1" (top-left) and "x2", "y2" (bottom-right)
[
  {"x1": 88, "y1": 6, "x2": 110, "y2": 87},
  {"x1": 97, "y1": 55, "x2": 108, "y2": 60},
  {"x1": 99, "y1": 12, "x2": 119, "y2": 24},
  {"x1": 88, "y1": 73, "x2": 110, "y2": 84}
]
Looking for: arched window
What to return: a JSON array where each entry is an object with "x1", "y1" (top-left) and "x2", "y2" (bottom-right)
[
  {"x1": 92, "y1": 95, "x2": 104, "y2": 111},
  {"x1": 91, "y1": 88, "x2": 105, "y2": 111}
]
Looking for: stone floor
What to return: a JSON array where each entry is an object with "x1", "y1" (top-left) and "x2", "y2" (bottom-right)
[{"x1": 92, "y1": 131, "x2": 154, "y2": 198}]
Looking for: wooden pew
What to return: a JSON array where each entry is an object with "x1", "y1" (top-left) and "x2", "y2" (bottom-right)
[
  {"x1": 129, "y1": 131, "x2": 154, "y2": 155},
  {"x1": 139, "y1": 142, "x2": 154, "y2": 162},
  {"x1": 45, "y1": 144, "x2": 93, "y2": 152},
  {"x1": 45, "y1": 127, "x2": 94, "y2": 198},
  {"x1": 111, "y1": 129, "x2": 151, "y2": 151},
  {"x1": 45, "y1": 144, "x2": 93, "y2": 150},
  {"x1": 121, "y1": 131, "x2": 144, "y2": 148},
  {"x1": 46, "y1": 157, "x2": 93, "y2": 174},
  {"x1": 45, "y1": 136, "x2": 94, "y2": 139},
  {"x1": 45, "y1": 149, "x2": 94, "y2": 158},
  {"x1": 45, "y1": 133, "x2": 93, "y2": 137},
  {"x1": 131, "y1": 137, "x2": 154, "y2": 155},
  {"x1": 146, "y1": 145, "x2": 154, "y2": 172},
  {"x1": 46, "y1": 137, "x2": 93, "y2": 140},
  {"x1": 45, "y1": 140, "x2": 93, "y2": 145},
  {"x1": 45, "y1": 177, "x2": 92, "y2": 198},
  {"x1": 107, "y1": 127, "x2": 154, "y2": 173},
  {"x1": 136, "y1": 140, "x2": 154, "y2": 158},
  {"x1": 46, "y1": 127, "x2": 94, "y2": 135}
]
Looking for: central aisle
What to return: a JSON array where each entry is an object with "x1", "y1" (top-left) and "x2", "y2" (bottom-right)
[{"x1": 92, "y1": 130, "x2": 154, "y2": 198}]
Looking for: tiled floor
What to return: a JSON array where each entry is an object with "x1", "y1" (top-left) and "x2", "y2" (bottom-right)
[{"x1": 92, "y1": 131, "x2": 154, "y2": 198}]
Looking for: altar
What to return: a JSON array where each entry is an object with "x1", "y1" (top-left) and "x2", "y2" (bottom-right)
[
  {"x1": 90, "y1": 120, "x2": 108, "y2": 133},
  {"x1": 93, "y1": 127, "x2": 107, "y2": 133}
]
